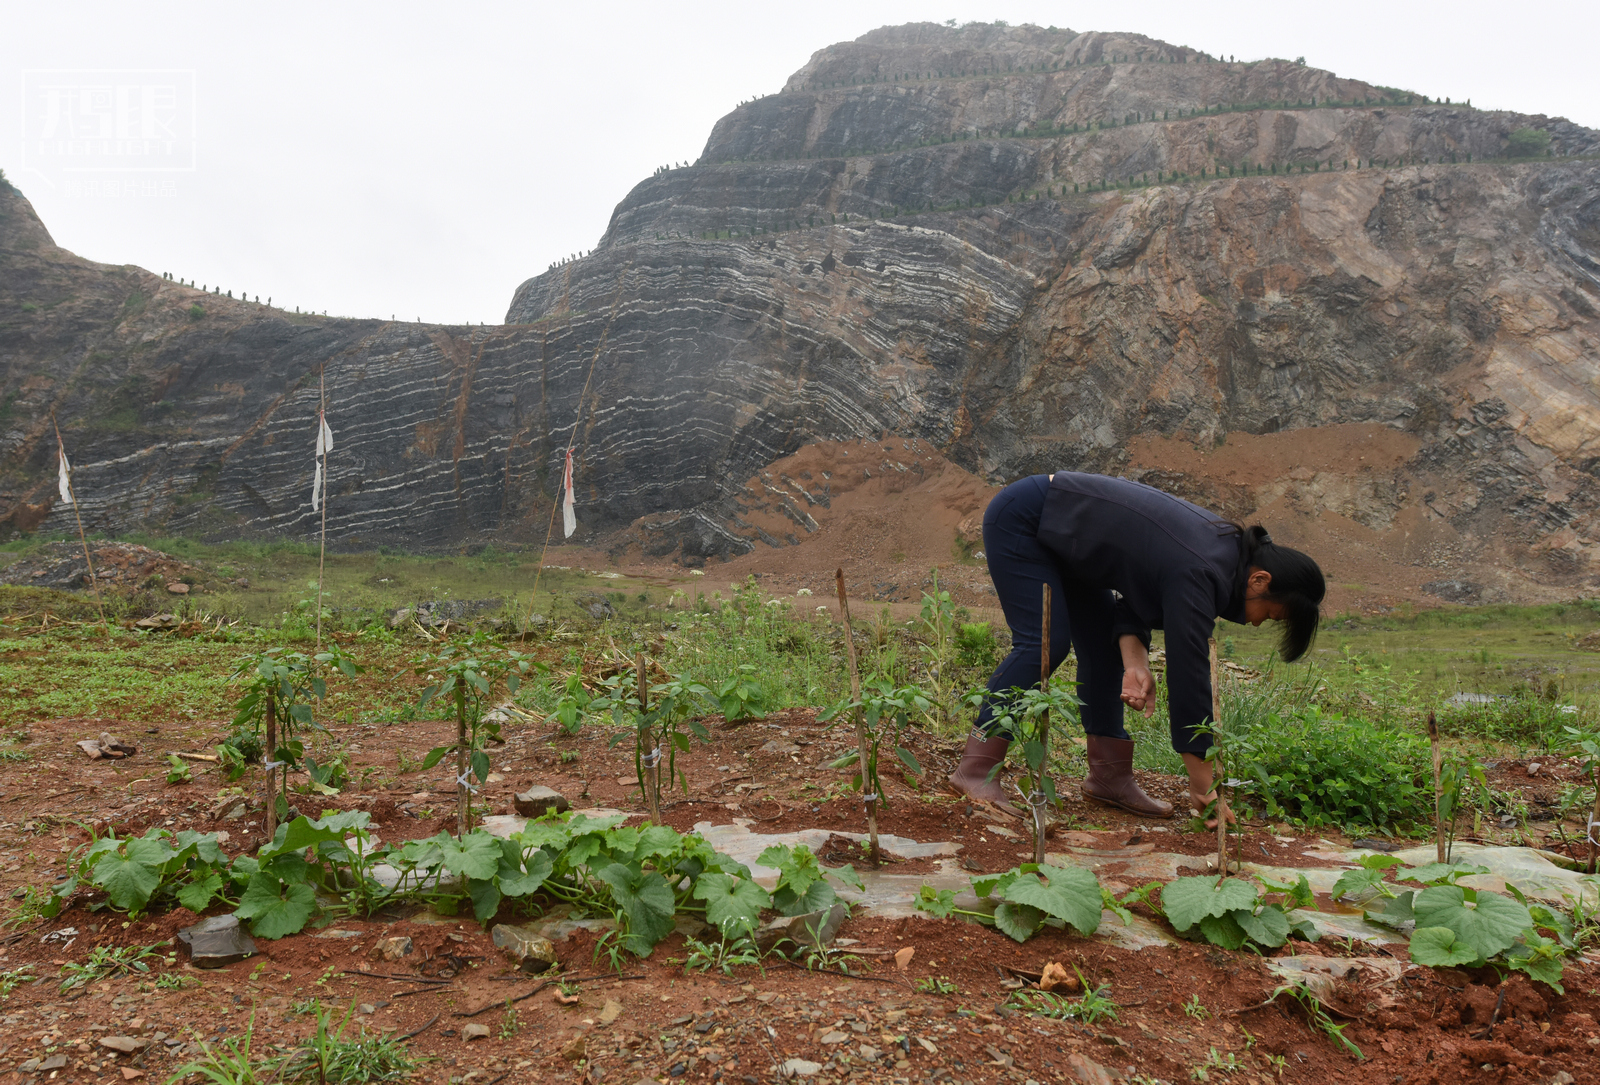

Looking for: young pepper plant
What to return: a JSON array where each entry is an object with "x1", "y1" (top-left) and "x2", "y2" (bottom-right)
[
  {"x1": 414, "y1": 635, "x2": 535, "y2": 836},
  {"x1": 593, "y1": 667, "x2": 714, "y2": 821},
  {"x1": 230, "y1": 645, "x2": 363, "y2": 835},
  {"x1": 820, "y1": 678, "x2": 932, "y2": 824},
  {"x1": 961, "y1": 680, "x2": 1084, "y2": 859}
]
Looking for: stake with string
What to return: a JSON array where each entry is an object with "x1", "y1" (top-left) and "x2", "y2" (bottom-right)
[
  {"x1": 50, "y1": 414, "x2": 107, "y2": 629},
  {"x1": 1210, "y1": 637, "x2": 1229, "y2": 874},
  {"x1": 312, "y1": 369, "x2": 333, "y2": 648},
  {"x1": 637, "y1": 650, "x2": 661, "y2": 825},
  {"x1": 835, "y1": 569, "x2": 878, "y2": 860},
  {"x1": 1428, "y1": 711, "x2": 1446, "y2": 864},
  {"x1": 1028, "y1": 583, "x2": 1054, "y2": 863}
]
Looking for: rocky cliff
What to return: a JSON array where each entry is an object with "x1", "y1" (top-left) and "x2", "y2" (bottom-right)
[{"x1": 4, "y1": 22, "x2": 1600, "y2": 602}]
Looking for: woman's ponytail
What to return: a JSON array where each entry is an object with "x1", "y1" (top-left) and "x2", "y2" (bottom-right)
[{"x1": 1239, "y1": 526, "x2": 1325, "y2": 662}]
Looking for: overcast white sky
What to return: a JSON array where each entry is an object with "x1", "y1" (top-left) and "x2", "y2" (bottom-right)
[{"x1": 3, "y1": 1, "x2": 1595, "y2": 325}]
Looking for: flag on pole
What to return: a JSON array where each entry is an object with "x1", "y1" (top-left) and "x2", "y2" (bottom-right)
[
  {"x1": 311, "y1": 411, "x2": 334, "y2": 512},
  {"x1": 57, "y1": 446, "x2": 73, "y2": 506},
  {"x1": 561, "y1": 448, "x2": 576, "y2": 538}
]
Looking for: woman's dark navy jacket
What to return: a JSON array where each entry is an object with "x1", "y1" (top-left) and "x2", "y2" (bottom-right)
[{"x1": 1037, "y1": 472, "x2": 1249, "y2": 746}]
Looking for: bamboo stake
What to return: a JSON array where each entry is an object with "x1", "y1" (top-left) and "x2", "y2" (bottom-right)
[
  {"x1": 1034, "y1": 583, "x2": 1052, "y2": 864},
  {"x1": 1587, "y1": 774, "x2": 1599, "y2": 876},
  {"x1": 638, "y1": 651, "x2": 661, "y2": 825},
  {"x1": 1428, "y1": 711, "x2": 1446, "y2": 864},
  {"x1": 455, "y1": 695, "x2": 470, "y2": 837},
  {"x1": 315, "y1": 371, "x2": 328, "y2": 648},
  {"x1": 264, "y1": 685, "x2": 279, "y2": 839},
  {"x1": 835, "y1": 569, "x2": 877, "y2": 859},
  {"x1": 1210, "y1": 638, "x2": 1227, "y2": 874},
  {"x1": 50, "y1": 414, "x2": 106, "y2": 629}
]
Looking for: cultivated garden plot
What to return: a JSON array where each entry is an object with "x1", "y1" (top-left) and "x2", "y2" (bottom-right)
[{"x1": 0, "y1": 559, "x2": 1598, "y2": 1085}]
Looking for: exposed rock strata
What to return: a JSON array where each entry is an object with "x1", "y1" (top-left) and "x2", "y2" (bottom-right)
[{"x1": 2, "y1": 22, "x2": 1599, "y2": 602}]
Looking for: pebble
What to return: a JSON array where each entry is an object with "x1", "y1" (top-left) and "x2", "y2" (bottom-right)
[
  {"x1": 461, "y1": 1023, "x2": 490, "y2": 1041},
  {"x1": 780, "y1": 1059, "x2": 823, "y2": 1078}
]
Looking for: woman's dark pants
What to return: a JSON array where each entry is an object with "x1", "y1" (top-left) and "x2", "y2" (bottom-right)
[{"x1": 974, "y1": 475, "x2": 1128, "y2": 742}]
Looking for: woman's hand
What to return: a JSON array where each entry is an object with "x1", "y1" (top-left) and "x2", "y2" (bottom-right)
[
  {"x1": 1118, "y1": 634, "x2": 1156, "y2": 715},
  {"x1": 1120, "y1": 666, "x2": 1156, "y2": 714}
]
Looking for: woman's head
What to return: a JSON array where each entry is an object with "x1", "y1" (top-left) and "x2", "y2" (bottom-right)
[{"x1": 1239, "y1": 526, "x2": 1325, "y2": 661}]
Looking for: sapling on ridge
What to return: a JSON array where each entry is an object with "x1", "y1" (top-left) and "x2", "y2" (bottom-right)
[
  {"x1": 231, "y1": 645, "x2": 362, "y2": 836},
  {"x1": 413, "y1": 634, "x2": 534, "y2": 835}
]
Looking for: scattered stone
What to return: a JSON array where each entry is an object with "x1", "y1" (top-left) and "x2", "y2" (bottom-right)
[
  {"x1": 894, "y1": 946, "x2": 914, "y2": 971},
  {"x1": 39, "y1": 1055, "x2": 68, "y2": 1071},
  {"x1": 166, "y1": 582, "x2": 191, "y2": 595},
  {"x1": 780, "y1": 1059, "x2": 823, "y2": 1078},
  {"x1": 134, "y1": 613, "x2": 181, "y2": 630},
  {"x1": 561, "y1": 1034, "x2": 587, "y2": 1061},
  {"x1": 820, "y1": 1030, "x2": 849, "y2": 1044},
  {"x1": 387, "y1": 606, "x2": 414, "y2": 630},
  {"x1": 373, "y1": 935, "x2": 413, "y2": 962},
  {"x1": 599, "y1": 998, "x2": 623, "y2": 1025},
  {"x1": 77, "y1": 733, "x2": 137, "y2": 761},
  {"x1": 859, "y1": 1044, "x2": 881, "y2": 1061},
  {"x1": 313, "y1": 928, "x2": 363, "y2": 940},
  {"x1": 176, "y1": 914, "x2": 256, "y2": 968},
  {"x1": 100, "y1": 1037, "x2": 148, "y2": 1054},
  {"x1": 17, "y1": 1059, "x2": 38, "y2": 1073},
  {"x1": 121, "y1": 1070, "x2": 145, "y2": 1081},
  {"x1": 461, "y1": 1023, "x2": 490, "y2": 1041},
  {"x1": 760, "y1": 740, "x2": 800, "y2": 755},
  {"x1": 358, "y1": 1004, "x2": 376, "y2": 1015},
  {"x1": 491, "y1": 924, "x2": 557, "y2": 973},
  {"x1": 1527, "y1": 763, "x2": 1542, "y2": 776},
  {"x1": 513, "y1": 786, "x2": 570, "y2": 817}
]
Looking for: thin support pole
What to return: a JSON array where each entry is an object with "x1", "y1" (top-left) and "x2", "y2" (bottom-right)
[
  {"x1": 835, "y1": 569, "x2": 877, "y2": 859},
  {"x1": 1210, "y1": 638, "x2": 1227, "y2": 874},
  {"x1": 50, "y1": 415, "x2": 106, "y2": 629},
  {"x1": 638, "y1": 651, "x2": 661, "y2": 825},
  {"x1": 315, "y1": 371, "x2": 328, "y2": 648},
  {"x1": 1033, "y1": 583, "x2": 1052, "y2": 864},
  {"x1": 455, "y1": 694, "x2": 470, "y2": 837},
  {"x1": 264, "y1": 685, "x2": 279, "y2": 839},
  {"x1": 1428, "y1": 712, "x2": 1446, "y2": 864}
]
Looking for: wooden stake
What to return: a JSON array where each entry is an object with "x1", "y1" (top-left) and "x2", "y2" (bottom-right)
[
  {"x1": 456, "y1": 694, "x2": 470, "y2": 837},
  {"x1": 1587, "y1": 772, "x2": 1600, "y2": 876},
  {"x1": 639, "y1": 651, "x2": 661, "y2": 825},
  {"x1": 315, "y1": 371, "x2": 328, "y2": 648},
  {"x1": 1428, "y1": 711, "x2": 1446, "y2": 864},
  {"x1": 1034, "y1": 583, "x2": 1052, "y2": 864},
  {"x1": 835, "y1": 569, "x2": 877, "y2": 859},
  {"x1": 50, "y1": 415, "x2": 106, "y2": 630},
  {"x1": 264, "y1": 684, "x2": 279, "y2": 839},
  {"x1": 1210, "y1": 638, "x2": 1227, "y2": 874}
]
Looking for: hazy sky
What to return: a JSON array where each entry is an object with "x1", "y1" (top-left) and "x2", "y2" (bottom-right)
[{"x1": 4, "y1": 1, "x2": 1595, "y2": 325}]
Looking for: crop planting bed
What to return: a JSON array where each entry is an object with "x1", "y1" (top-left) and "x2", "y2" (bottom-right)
[{"x1": 0, "y1": 699, "x2": 1594, "y2": 1085}]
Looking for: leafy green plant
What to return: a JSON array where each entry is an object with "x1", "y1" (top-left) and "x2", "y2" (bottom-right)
[
  {"x1": 1269, "y1": 981, "x2": 1362, "y2": 1058},
  {"x1": 1437, "y1": 752, "x2": 1492, "y2": 862},
  {"x1": 591, "y1": 667, "x2": 713, "y2": 818},
  {"x1": 962, "y1": 681, "x2": 1084, "y2": 858},
  {"x1": 166, "y1": 754, "x2": 194, "y2": 785},
  {"x1": 1007, "y1": 967, "x2": 1118, "y2": 1024},
  {"x1": 968, "y1": 863, "x2": 1103, "y2": 943},
  {"x1": 679, "y1": 929, "x2": 764, "y2": 976},
  {"x1": 1331, "y1": 853, "x2": 1404, "y2": 903},
  {"x1": 498, "y1": 999, "x2": 519, "y2": 1039},
  {"x1": 167, "y1": 1013, "x2": 267, "y2": 1085},
  {"x1": 280, "y1": 1002, "x2": 416, "y2": 1084},
  {"x1": 711, "y1": 664, "x2": 769, "y2": 722},
  {"x1": 60, "y1": 942, "x2": 172, "y2": 993},
  {"x1": 1375, "y1": 862, "x2": 1569, "y2": 991},
  {"x1": 1182, "y1": 994, "x2": 1210, "y2": 1021},
  {"x1": 821, "y1": 678, "x2": 930, "y2": 803},
  {"x1": 755, "y1": 842, "x2": 860, "y2": 917},
  {"x1": 414, "y1": 635, "x2": 533, "y2": 834},
  {"x1": 0, "y1": 966, "x2": 34, "y2": 1000},
  {"x1": 1225, "y1": 703, "x2": 1433, "y2": 829},
  {"x1": 915, "y1": 570, "x2": 961, "y2": 725},
  {"x1": 56, "y1": 826, "x2": 234, "y2": 919},
  {"x1": 915, "y1": 976, "x2": 957, "y2": 995},
  {"x1": 954, "y1": 622, "x2": 997, "y2": 671},
  {"x1": 550, "y1": 673, "x2": 593, "y2": 735},
  {"x1": 1159, "y1": 875, "x2": 1319, "y2": 950}
]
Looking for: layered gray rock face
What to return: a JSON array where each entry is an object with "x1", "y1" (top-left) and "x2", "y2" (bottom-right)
[{"x1": 4, "y1": 22, "x2": 1600, "y2": 595}]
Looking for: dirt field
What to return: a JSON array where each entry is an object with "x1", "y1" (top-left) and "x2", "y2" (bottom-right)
[{"x1": 0, "y1": 698, "x2": 1595, "y2": 1085}]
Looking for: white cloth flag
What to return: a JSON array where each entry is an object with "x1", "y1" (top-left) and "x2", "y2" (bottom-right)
[
  {"x1": 57, "y1": 447, "x2": 73, "y2": 506},
  {"x1": 561, "y1": 448, "x2": 576, "y2": 538},
  {"x1": 311, "y1": 412, "x2": 334, "y2": 512}
]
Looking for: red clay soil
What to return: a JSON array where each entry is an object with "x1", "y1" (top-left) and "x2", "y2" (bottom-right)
[{"x1": 1, "y1": 703, "x2": 1597, "y2": 1084}]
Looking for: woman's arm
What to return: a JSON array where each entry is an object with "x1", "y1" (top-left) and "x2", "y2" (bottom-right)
[{"x1": 1119, "y1": 634, "x2": 1156, "y2": 715}]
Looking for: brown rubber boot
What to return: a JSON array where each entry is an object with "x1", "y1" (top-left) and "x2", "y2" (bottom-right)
[
  {"x1": 1080, "y1": 735, "x2": 1174, "y2": 819},
  {"x1": 945, "y1": 731, "x2": 1019, "y2": 818}
]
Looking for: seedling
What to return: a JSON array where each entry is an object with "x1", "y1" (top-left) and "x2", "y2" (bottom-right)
[
  {"x1": 1269, "y1": 981, "x2": 1362, "y2": 1058},
  {"x1": 1182, "y1": 993, "x2": 1210, "y2": 1020},
  {"x1": 915, "y1": 976, "x2": 957, "y2": 996},
  {"x1": 1006, "y1": 966, "x2": 1118, "y2": 1025},
  {"x1": 59, "y1": 942, "x2": 172, "y2": 993},
  {"x1": 498, "y1": 999, "x2": 519, "y2": 1039}
]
